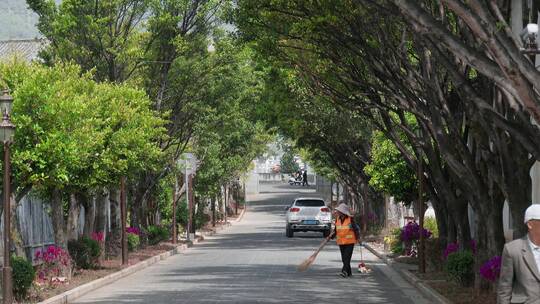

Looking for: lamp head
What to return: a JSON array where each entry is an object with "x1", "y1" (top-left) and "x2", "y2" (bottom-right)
[{"x1": 0, "y1": 89, "x2": 14, "y2": 118}]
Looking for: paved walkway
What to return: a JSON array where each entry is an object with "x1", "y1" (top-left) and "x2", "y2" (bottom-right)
[{"x1": 73, "y1": 184, "x2": 428, "y2": 303}]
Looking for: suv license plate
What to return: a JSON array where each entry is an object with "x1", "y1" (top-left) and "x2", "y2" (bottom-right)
[{"x1": 303, "y1": 220, "x2": 318, "y2": 225}]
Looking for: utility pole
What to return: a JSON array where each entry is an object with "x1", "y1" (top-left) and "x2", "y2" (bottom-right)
[
  {"x1": 120, "y1": 176, "x2": 128, "y2": 265},
  {"x1": 224, "y1": 185, "x2": 228, "y2": 225},
  {"x1": 188, "y1": 174, "x2": 194, "y2": 240},
  {"x1": 172, "y1": 175, "x2": 177, "y2": 244}
]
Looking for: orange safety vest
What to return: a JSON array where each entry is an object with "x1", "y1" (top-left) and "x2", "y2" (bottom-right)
[{"x1": 335, "y1": 216, "x2": 357, "y2": 245}]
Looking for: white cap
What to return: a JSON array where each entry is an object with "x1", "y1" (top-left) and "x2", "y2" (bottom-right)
[{"x1": 524, "y1": 204, "x2": 540, "y2": 223}]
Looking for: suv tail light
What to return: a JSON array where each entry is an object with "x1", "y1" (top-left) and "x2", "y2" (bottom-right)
[
  {"x1": 289, "y1": 207, "x2": 300, "y2": 212},
  {"x1": 320, "y1": 207, "x2": 330, "y2": 212}
]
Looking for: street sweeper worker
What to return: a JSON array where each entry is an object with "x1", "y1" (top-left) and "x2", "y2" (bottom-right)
[{"x1": 330, "y1": 203, "x2": 360, "y2": 277}]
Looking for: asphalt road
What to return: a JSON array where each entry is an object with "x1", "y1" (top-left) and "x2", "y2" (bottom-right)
[{"x1": 73, "y1": 183, "x2": 428, "y2": 304}]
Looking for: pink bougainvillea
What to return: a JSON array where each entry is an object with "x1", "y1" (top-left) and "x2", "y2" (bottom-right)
[
  {"x1": 400, "y1": 222, "x2": 431, "y2": 242},
  {"x1": 443, "y1": 242, "x2": 460, "y2": 259},
  {"x1": 443, "y1": 240, "x2": 477, "y2": 260},
  {"x1": 479, "y1": 256, "x2": 502, "y2": 282},
  {"x1": 91, "y1": 231, "x2": 105, "y2": 243},
  {"x1": 34, "y1": 245, "x2": 71, "y2": 285},
  {"x1": 126, "y1": 227, "x2": 141, "y2": 235}
]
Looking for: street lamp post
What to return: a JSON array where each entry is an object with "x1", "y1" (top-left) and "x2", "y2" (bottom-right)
[{"x1": 0, "y1": 89, "x2": 15, "y2": 304}]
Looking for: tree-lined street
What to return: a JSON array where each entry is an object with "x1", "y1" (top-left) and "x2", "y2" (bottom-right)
[
  {"x1": 1, "y1": 0, "x2": 540, "y2": 302},
  {"x1": 73, "y1": 184, "x2": 426, "y2": 304}
]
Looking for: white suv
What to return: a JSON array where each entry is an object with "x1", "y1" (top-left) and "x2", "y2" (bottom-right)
[{"x1": 285, "y1": 197, "x2": 332, "y2": 238}]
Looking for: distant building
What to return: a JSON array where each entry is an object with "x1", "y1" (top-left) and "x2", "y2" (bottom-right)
[{"x1": 0, "y1": 38, "x2": 46, "y2": 62}]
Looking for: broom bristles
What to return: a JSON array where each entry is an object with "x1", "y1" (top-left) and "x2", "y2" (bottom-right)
[
  {"x1": 297, "y1": 237, "x2": 330, "y2": 272},
  {"x1": 297, "y1": 255, "x2": 316, "y2": 271}
]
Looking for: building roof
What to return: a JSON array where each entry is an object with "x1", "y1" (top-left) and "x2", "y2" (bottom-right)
[{"x1": 0, "y1": 39, "x2": 46, "y2": 62}]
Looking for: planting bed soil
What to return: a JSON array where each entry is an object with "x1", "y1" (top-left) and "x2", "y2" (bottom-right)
[
  {"x1": 25, "y1": 243, "x2": 176, "y2": 303},
  {"x1": 423, "y1": 277, "x2": 496, "y2": 304}
]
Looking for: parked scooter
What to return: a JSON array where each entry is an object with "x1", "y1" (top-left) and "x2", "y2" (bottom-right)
[{"x1": 288, "y1": 175, "x2": 303, "y2": 185}]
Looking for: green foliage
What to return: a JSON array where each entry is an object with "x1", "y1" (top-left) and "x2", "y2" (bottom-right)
[
  {"x1": 364, "y1": 131, "x2": 416, "y2": 203},
  {"x1": 445, "y1": 251, "x2": 474, "y2": 287},
  {"x1": 384, "y1": 227, "x2": 404, "y2": 255},
  {"x1": 175, "y1": 200, "x2": 208, "y2": 229},
  {"x1": 175, "y1": 200, "x2": 189, "y2": 229},
  {"x1": 28, "y1": 0, "x2": 148, "y2": 82},
  {"x1": 280, "y1": 147, "x2": 299, "y2": 173},
  {"x1": 146, "y1": 225, "x2": 170, "y2": 245},
  {"x1": 424, "y1": 217, "x2": 439, "y2": 238},
  {"x1": 0, "y1": 61, "x2": 166, "y2": 194},
  {"x1": 127, "y1": 233, "x2": 140, "y2": 252},
  {"x1": 68, "y1": 236, "x2": 101, "y2": 269},
  {"x1": 26, "y1": 0, "x2": 266, "y2": 236},
  {"x1": 12, "y1": 255, "x2": 35, "y2": 301},
  {"x1": 192, "y1": 39, "x2": 271, "y2": 198},
  {"x1": 194, "y1": 203, "x2": 210, "y2": 230}
]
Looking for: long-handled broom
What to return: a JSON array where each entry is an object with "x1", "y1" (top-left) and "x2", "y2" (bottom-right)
[{"x1": 297, "y1": 236, "x2": 331, "y2": 271}]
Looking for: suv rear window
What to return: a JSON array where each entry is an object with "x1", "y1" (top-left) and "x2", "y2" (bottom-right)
[{"x1": 294, "y1": 200, "x2": 325, "y2": 207}]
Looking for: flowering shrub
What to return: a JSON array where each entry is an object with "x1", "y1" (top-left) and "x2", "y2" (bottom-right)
[
  {"x1": 443, "y1": 240, "x2": 477, "y2": 260},
  {"x1": 91, "y1": 231, "x2": 105, "y2": 243},
  {"x1": 443, "y1": 242, "x2": 459, "y2": 260},
  {"x1": 34, "y1": 245, "x2": 72, "y2": 285},
  {"x1": 479, "y1": 256, "x2": 502, "y2": 282},
  {"x1": 401, "y1": 222, "x2": 432, "y2": 242},
  {"x1": 399, "y1": 222, "x2": 432, "y2": 257},
  {"x1": 126, "y1": 227, "x2": 141, "y2": 235},
  {"x1": 470, "y1": 239, "x2": 477, "y2": 255}
]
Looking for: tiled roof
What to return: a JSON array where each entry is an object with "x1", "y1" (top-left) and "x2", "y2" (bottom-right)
[{"x1": 0, "y1": 39, "x2": 46, "y2": 62}]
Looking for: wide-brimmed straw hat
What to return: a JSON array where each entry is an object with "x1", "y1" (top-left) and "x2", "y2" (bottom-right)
[{"x1": 335, "y1": 203, "x2": 352, "y2": 217}]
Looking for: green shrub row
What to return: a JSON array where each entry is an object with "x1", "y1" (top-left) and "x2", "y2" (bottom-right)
[
  {"x1": 146, "y1": 225, "x2": 170, "y2": 245},
  {"x1": 12, "y1": 256, "x2": 35, "y2": 301},
  {"x1": 128, "y1": 233, "x2": 141, "y2": 251},
  {"x1": 68, "y1": 236, "x2": 101, "y2": 269}
]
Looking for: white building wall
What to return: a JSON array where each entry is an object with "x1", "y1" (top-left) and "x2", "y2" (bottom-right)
[{"x1": 531, "y1": 162, "x2": 540, "y2": 204}]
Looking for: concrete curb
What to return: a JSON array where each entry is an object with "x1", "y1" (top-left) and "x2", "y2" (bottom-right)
[
  {"x1": 235, "y1": 204, "x2": 247, "y2": 222},
  {"x1": 363, "y1": 243, "x2": 452, "y2": 304},
  {"x1": 38, "y1": 210, "x2": 248, "y2": 304}
]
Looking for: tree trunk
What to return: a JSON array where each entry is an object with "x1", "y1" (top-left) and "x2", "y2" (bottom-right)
[
  {"x1": 106, "y1": 187, "x2": 121, "y2": 257},
  {"x1": 66, "y1": 193, "x2": 80, "y2": 241},
  {"x1": 51, "y1": 189, "x2": 66, "y2": 248},
  {"x1": 82, "y1": 193, "x2": 95, "y2": 237},
  {"x1": 10, "y1": 193, "x2": 24, "y2": 256},
  {"x1": 109, "y1": 187, "x2": 120, "y2": 232},
  {"x1": 95, "y1": 189, "x2": 108, "y2": 235}
]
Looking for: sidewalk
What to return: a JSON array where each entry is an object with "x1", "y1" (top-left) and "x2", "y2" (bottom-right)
[{"x1": 363, "y1": 241, "x2": 452, "y2": 304}]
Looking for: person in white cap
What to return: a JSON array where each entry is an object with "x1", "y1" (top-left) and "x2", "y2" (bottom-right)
[
  {"x1": 329, "y1": 203, "x2": 360, "y2": 278},
  {"x1": 498, "y1": 204, "x2": 540, "y2": 304}
]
